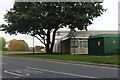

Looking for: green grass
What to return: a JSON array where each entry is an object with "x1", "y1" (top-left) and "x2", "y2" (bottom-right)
[
  {"x1": 3, "y1": 54, "x2": 119, "y2": 65},
  {"x1": 1, "y1": 51, "x2": 33, "y2": 53}
]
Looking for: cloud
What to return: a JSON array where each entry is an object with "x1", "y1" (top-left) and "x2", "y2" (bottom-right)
[
  {"x1": 88, "y1": 0, "x2": 119, "y2": 30},
  {"x1": 0, "y1": 0, "x2": 14, "y2": 24}
]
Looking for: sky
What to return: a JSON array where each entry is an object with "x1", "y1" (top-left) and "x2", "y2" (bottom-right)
[{"x1": 0, "y1": 0, "x2": 119, "y2": 47}]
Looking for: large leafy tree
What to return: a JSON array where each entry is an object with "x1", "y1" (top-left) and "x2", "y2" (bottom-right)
[{"x1": 1, "y1": 2, "x2": 106, "y2": 54}]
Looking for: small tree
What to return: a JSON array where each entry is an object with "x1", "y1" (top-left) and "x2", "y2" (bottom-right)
[
  {"x1": 8, "y1": 39, "x2": 28, "y2": 51},
  {"x1": 19, "y1": 40, "x2": 29, "y2": 50},
  {"x1": 1, "y1": 2, "x2": 106, "y2": 53},
  {"x1": 0, "y1": 37, "x2": 7, "y2": 51}
]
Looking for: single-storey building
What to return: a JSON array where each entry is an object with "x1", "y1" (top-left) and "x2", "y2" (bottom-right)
[
  {"x1": 53, "y1": 30, "x2": 118, "y2": 54},
  {"x1": 88, "y1": 34, "x2": 119, "y2": 55}
]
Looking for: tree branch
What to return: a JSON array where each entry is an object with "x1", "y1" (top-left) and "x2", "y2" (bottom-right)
[
  {"x1": 34, "y1": 35, "x2": 46, "y2": 45},
  {"x1": 35, "y1": 30, "x2": 46, "y2": 45},
  {"x1": 37, "y1": 34, "x2": 46, "y2": 44}
]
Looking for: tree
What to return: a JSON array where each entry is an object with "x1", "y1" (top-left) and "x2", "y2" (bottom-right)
[
  {"x1": 19, "y1": 40, "x2": 29, "y2": 50},
  {"x1": 0, "y1": 37, "x2": 7, "y2": 51},
  {"x1": 1, "y1": 2, "x2": 106, "y2": 54},
  {"x1": 8, "y1": 39, "x2": 28, "y2": 51}
]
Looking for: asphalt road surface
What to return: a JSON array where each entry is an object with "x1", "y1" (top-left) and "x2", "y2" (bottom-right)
[{"x1": 1, "y1": 55, "x2": 119, "y2": 79}]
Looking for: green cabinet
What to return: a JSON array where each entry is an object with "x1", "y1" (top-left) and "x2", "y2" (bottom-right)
[{"x1": 88, "y1": 34, "x2": 118, "y2": 55}]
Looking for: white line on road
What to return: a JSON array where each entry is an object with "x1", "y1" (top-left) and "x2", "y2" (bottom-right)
[
  {"x1": 18, "y1": 69, "x2": 43, "y2": 74},
  {"x1": 0, "y1": 62, "x2": 5, "y2": 64},
  {"x1": 4, "y1": 70, "x2": 30, "y2": 77},
  {"x1": 26, "y1": 67, "x2": 98, "y2": 79},
  {"x1": 0, "y1": 75, "x2": 6, "y2": 78},
  {"x1": 3, "y1": 56, "x2": 15, "y2": 59}
]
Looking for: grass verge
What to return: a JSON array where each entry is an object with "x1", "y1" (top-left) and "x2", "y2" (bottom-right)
[
  {"x1": 3, "y1": 54, "x2": 119, "y2": 65},
  {"x1": 1, "y1": 51, "x2": 33, "y2": 53}
]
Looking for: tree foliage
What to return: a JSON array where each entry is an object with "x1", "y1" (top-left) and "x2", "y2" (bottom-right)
[
  {"x1": 0, "y1": 37, "x2": 7, "y2": 51},
  {"x1": 8, "y1": 39, "x2": 28, "y2": 51},
  {"x1": 1, "y1": 2, "x2": 106, "y2": 53}
]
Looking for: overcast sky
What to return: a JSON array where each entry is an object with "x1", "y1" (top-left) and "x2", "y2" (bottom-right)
[{"x1": 0, "y1": 0, "x2": 119, "y2": 47}]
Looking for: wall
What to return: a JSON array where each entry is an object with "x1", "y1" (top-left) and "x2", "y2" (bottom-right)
[
  {"x1": 88, "y1": 38, "x2": 104, "y2": 55},
  {"x1": 71, "y1": 48, "x2": 88, "y2": 54},
  {"x1": 104, "y1": 37, "x2": 118, "y2": 55},
  {"x1": 59, "y1": 39, "x2": 71, "y2": 54}
]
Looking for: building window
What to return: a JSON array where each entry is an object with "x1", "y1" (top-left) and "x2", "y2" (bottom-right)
[
  {"x1": 71, "y1": 40, "x2": 78, "y2": 47},
  {"x1": 98, "y1": 41, "x2": 101, "y2": 46},
  {"x1": 71, "y1": 38, "x2": 88, "y2": 48},
  {"x1": 56, "y1": 32, "x2": 60, "y2": 36},
  {"x1": 113, "y1": 40, "x2": 116, "y2": 43},
  {"x1": 82, "y1": 41, "x2": 88, "y2": 47},
  {"x1": 56, "y1": 32, "x2": 68, "y2": 36}
]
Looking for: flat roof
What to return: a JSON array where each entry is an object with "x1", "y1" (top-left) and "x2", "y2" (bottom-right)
[{"x1": 89, "y1": 34, "x2": 119, "y2": 39}]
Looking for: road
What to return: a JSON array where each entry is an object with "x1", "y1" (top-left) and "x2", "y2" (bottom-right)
[{"x1": 1, "y1": 55, "x2": 119, "y2": 79}]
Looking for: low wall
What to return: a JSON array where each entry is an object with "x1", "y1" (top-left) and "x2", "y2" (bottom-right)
[{"x1": 71, "y1": 48, "x2": 88, "y2": 54}]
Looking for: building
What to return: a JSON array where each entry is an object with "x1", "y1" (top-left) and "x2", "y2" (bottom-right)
[
  {"x1": 53, "y1": 30, "x2": 69, "y2": 53},
  {"x1": 88, "y1": 34, "x2": 119, "y2": 55},
  {"x1": 53, "y1": 30, "x2": 118, "y2": 54}
]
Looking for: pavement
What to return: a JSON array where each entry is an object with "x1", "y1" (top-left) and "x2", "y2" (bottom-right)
[{"x1": 1, "y1": 55, "x2": 119, "y2": 79}]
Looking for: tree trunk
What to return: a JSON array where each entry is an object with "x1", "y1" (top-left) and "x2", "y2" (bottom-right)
[
  {"x1": 50, "y1": 29, "x2": 57, "y2": 53},
  {"x1": 45, "y1": 29, "x2": 57, "y2": 54},
  {"x1": 45, "y1": 44, "x2": 50, "y2": 54},
  {"x1": 46, "y1": 30, "x2": 51, "y2": 54}
]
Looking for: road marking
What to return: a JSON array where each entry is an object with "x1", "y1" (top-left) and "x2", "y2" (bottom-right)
[
  {"x1": 2, "y1": 63, "x2": 5, "y2": 64},
  {"x1": 2, "y1": 77, "x2": 6, "y2": 78},
  {"x1": 27, "y1": 67, "x2": 98, "y2": 79},
  {"x1": 0, "y1": 62, "x2": 5, "y2": 64},
  {"x1": 69, "y1": 63, "x2": 118, "y2": 70},
  {"x1": 4, "y1": 70, "x2": 30, "y2": 76},
  {"x1": 18, "y1": 69, "x2": 43, "y2": 74},
  {"x1": 14, "y1": 76, "x2": 20, "y2": 78},
  {"x1": 21, "y1": 58, "x2": 42, "y2": 61},
  {"x1": 0, "y1": 75, "x2": 6, "y2": 78}
]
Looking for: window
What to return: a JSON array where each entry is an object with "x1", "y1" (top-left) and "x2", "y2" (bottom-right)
[
  {"x1": 82, "y1": 41, "x2": 88, "y2": 47},
  {"x1": 113, "y1": 40, "x2": 116, "y2": 43},
  {"x1": 71, "y1": 40, "x2": 78, "y2": 47},
  {"x1": 98, "y1": 41, "x2": 101, "y2": 46},
  {"x1": 71, "y1": 38, "x2": 88, "y2": 48},
  {"x1": 56, "y1": 32, "x2": 68, "y2": 36}
]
